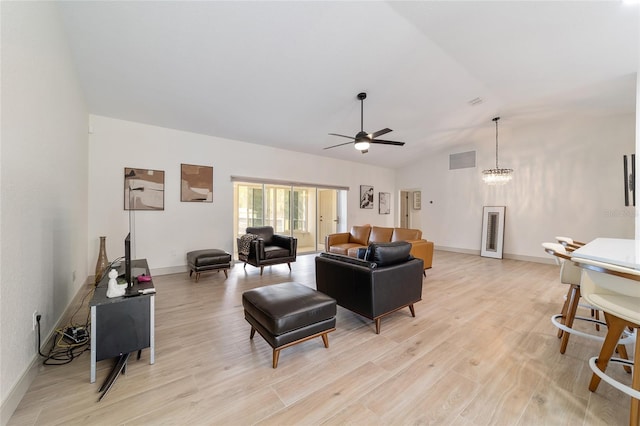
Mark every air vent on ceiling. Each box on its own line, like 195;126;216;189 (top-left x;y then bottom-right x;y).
449;151;476;170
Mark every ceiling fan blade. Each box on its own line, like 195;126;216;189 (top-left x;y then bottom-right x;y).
370;128;392;139
370;139;405;146
323;141;354;150
328;133;355;140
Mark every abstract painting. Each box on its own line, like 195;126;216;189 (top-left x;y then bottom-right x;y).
124;167;165;210
181;164;213;202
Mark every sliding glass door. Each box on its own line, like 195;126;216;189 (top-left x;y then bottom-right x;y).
234;181;341;256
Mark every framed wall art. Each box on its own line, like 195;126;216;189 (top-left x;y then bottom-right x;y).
181;163;213;202
623;154;635;207
413;191;421;210
124;167;165;211
480;206;505;259
360;185;374;209
379;192;390;214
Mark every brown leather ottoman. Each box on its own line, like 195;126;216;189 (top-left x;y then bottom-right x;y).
242;282;336;368
187;249;231;282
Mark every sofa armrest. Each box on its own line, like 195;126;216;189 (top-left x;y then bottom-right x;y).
409;240;434;269
249;238;266;260
272;234;296;253
325;232;351;252
370;259;423;317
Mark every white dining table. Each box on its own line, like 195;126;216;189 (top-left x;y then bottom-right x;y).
571;237;640;271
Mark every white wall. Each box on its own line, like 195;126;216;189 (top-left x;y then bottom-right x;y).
0;2;88;421
87;115;397;274
397;113;636;261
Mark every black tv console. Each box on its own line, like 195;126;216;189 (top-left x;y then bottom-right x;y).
89;258;155;401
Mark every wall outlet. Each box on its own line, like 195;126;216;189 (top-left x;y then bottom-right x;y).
32;310;39;330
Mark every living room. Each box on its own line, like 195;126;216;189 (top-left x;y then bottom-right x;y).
2;1;639;424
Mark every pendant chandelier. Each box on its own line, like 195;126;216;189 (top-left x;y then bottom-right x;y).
482;116;513;185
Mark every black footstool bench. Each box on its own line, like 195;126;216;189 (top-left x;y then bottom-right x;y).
187;249;231;282
242;282;336;368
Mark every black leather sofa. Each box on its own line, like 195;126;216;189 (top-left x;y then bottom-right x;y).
315;241;424;334
237;226;297;275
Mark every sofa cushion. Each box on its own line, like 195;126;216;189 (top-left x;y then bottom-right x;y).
349;225;371;246
391;228;422;242
329;243;365;256
365;241;412;267
370;226;394;243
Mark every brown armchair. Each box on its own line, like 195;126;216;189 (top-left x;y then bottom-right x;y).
237;226;297;275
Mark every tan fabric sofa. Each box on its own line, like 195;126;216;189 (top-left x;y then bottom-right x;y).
325;225;434;271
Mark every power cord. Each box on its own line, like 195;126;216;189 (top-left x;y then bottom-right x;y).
37;315;90;365
36;285;95;365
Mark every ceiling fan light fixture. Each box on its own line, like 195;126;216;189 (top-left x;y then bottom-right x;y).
354;140;370;151
482;116;513;185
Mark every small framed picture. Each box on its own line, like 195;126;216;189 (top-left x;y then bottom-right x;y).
360;185;374;209
124;167;165;210
413;191;421;210
379;192;390;214
181;164;213;202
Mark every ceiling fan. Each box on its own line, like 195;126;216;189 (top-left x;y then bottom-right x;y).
325;92;405;154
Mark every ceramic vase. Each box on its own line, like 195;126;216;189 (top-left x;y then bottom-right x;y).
94;236;109;284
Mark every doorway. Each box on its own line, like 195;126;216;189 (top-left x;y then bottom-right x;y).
318;189;338;251
400;190;410;228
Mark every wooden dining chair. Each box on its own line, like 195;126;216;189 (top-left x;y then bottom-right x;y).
574;257;640;426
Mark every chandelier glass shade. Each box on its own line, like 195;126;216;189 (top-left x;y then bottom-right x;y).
482;116;513;185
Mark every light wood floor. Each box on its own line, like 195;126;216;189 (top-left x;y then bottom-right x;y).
8;250;636;425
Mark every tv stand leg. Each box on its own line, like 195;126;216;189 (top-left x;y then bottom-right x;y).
98;353;130;402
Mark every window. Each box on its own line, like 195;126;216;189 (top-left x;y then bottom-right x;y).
233;179;345;255
236;184;263;235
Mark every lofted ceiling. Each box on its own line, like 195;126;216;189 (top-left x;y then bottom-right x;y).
57;1;639;168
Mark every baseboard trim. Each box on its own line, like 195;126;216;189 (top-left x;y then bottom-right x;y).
0;357;40;426
435;246;555;265
435;246;479;256
1;279;92;426
150;265;188;276
504;253;556;264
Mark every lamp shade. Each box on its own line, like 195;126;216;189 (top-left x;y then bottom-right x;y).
354;140;370;151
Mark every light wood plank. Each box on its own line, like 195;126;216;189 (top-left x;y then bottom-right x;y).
8;251;636;425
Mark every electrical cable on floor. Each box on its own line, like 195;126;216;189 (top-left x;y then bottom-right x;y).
37;284;96;366
37;314;90;365
37;258;126;366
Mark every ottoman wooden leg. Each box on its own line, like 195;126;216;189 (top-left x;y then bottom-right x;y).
321;333;329;348
195;272;201;283
189;270;193;277
273;349;280;368
250;327;256;339
223;269;228;279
